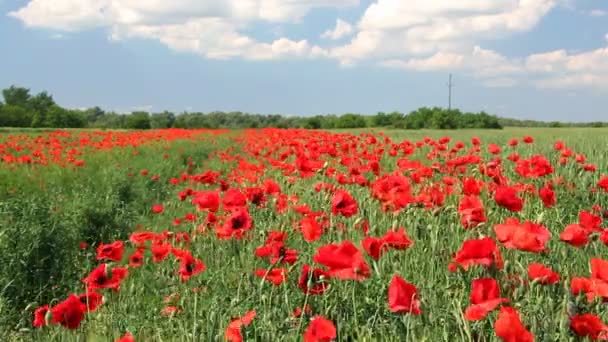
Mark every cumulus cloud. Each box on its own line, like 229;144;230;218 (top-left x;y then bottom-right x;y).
589;9;607;16
7;0;608;90
9;0;356;60
321;19;353;40
331;0;556;62
526;48;608;89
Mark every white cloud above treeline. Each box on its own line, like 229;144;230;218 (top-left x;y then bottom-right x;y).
8;0;608;90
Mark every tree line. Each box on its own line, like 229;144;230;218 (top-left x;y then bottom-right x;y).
0;85;604;130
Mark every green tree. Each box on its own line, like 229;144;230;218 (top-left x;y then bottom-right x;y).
0;105;33;127
150;111;176;128
44;105;69;127
2;86;31;108
84;106;105;125
29;91;55;116
125;111;151;129
335;113;367;128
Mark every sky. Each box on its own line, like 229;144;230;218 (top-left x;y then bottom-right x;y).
1;0;607;122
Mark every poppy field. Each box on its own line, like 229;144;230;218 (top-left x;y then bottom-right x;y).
2;127;608;341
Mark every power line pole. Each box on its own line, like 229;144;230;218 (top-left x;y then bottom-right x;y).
447;74;454;110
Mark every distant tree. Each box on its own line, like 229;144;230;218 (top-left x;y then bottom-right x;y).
44;105;69;127
2;86;31;108
150;111;176;128
29;91;55;115
335;113;367;128
372;112;390;127
0;105;33;127
302;116;322;129
125;111;151;129
84;106;105;125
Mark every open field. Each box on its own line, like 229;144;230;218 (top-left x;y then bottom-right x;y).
1;127;608;341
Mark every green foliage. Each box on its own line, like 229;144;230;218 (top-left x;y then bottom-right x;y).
150;111;176;129
395;107;502;129
0;105;33;127
0;138;222;334
125;111;151;129
2;86;31;108
0;85;606;130
334;113;367;128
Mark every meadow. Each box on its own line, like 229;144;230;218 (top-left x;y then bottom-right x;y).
1;127;608;341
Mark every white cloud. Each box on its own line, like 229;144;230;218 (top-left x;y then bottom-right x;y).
321;19;353;40
9;0;357;60
526;48;608;89
589;9;607;16
380;52;465;71
7;0;608;91
380;46;523;83
332;0;557;62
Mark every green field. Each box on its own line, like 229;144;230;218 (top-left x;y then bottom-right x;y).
1;127;608;341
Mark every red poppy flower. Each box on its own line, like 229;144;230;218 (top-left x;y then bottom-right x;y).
217;208;253;240
50;294;86;330
458;196;487;229
152;204;164;214
33;305;49;328
570;314;608;340
313;241;370;281
303;316;337;342
488;144;501;154
382;228;413;250
299;264;329;295
128;247;145;267
600;230;608;246
77;291;104;312
591;258;608;282
539;185;556;208
527;263;560;285
494;307;534;342
560;224;590;247
192;190;220;212
450;237;503;272
387;274;421;315
300;216;323;242
331;190;358;217
255;268;288;286
362;237;386;261
225;310;256;342
462;177;482;196
151;241;172;262
96;241;124;262
554;141;564;150
160;305;182;317
222;188;247;211
493;218;550;253
172;249;206;282
129;231;157;245
494;186;524;212
116;332;135;342
464;278;509;321
580;210;602;232
82;264;129;292
598;176;608;192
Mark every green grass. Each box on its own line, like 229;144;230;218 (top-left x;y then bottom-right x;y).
1;127;607;341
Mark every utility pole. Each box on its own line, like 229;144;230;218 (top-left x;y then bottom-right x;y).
447;74;454;111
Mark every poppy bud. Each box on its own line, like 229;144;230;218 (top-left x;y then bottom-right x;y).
44;309;53;326
104;264;113;280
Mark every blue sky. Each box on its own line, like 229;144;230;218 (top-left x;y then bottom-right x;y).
1;0;607;121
